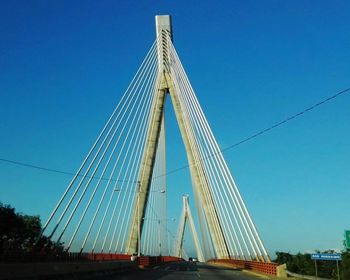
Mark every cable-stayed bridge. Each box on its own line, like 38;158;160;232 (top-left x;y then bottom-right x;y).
40;15;272;272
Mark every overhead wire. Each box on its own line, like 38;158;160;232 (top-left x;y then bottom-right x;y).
2;87;348;184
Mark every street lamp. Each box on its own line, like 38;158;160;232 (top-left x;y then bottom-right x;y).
158;219;161;256
137;187;166;257
158;189;166;256
167;218;176;256
137;181;141;257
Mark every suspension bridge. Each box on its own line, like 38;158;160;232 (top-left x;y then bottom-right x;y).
33;15;280;277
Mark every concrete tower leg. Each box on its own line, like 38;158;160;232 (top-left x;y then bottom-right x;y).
127;15;230;258
126;16;172;255
126;85;167;254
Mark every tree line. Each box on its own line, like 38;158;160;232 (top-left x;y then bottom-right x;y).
1;201;349;279
0;202;64;261
275;250;350;279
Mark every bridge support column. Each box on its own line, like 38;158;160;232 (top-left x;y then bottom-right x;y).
127;15;230;258
168;81;230;259
126;84;167;254
175;195;205;262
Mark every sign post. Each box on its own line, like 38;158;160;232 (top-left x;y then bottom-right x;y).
345;230;350;249
311;253;342;280
314;259;318;280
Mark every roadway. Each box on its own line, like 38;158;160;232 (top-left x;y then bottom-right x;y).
98;261;270;280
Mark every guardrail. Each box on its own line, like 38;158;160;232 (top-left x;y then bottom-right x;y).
138;256;183;267
0;252;131;263
1;252;183;264
208;259;278;275
1;252;183;265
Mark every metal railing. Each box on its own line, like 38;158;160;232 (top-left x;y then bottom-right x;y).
208;259;278;275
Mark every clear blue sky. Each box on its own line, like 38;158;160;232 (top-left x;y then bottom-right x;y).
1;0;349;257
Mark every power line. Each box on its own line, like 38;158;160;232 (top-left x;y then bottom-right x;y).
163;86;350;176
222;87;350;153
0;87;349;178
0;158;75;176
0;158;135;184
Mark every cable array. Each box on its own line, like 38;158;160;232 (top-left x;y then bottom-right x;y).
42;27;271;262
168;39;270;261
141;117;168;256
42;39;161;253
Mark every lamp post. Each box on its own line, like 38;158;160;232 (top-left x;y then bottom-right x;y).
137;181;141;257
137;187;166;256
158;189;166;256
167;218;176;256
158;219;161;256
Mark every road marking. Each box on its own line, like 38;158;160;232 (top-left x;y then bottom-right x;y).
164;266;170;270
153;266;160;270
196;272;201;277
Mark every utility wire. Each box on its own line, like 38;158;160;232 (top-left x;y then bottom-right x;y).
0;158;135;183
0;158;75;176
160;86;350;176
1;87;349;178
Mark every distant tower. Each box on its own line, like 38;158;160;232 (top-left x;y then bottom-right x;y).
175;195;205;262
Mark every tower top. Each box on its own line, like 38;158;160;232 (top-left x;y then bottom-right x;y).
155;15;173;41
155;15;173;72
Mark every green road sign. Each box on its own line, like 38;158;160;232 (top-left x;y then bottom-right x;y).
345;230;350;249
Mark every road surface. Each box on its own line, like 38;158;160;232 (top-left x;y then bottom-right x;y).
98;261;269;280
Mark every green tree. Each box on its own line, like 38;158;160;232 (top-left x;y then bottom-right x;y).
341;251;350;280
275;251;294;270
0;202;63;258
293;253;314;275
274;250;344;279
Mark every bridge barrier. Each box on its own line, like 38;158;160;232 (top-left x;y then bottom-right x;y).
86;253;131;261
1;251;182;264
208;259;279;276
0;252;132;263
138;256;183;268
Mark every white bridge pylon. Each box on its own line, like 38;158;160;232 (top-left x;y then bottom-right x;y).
175;195;205;262
42;15;270;262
